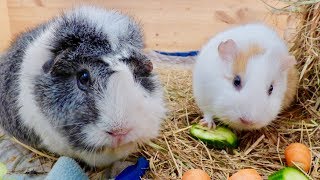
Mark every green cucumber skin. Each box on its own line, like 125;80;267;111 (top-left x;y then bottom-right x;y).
268;167;308;180
268;169;286;180
190;124;238;149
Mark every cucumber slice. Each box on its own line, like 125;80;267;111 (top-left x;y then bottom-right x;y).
268;167;308;180
0;162;7;178
190;124;238;149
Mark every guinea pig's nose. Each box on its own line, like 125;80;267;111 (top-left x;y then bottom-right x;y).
239;118;253;125
106;128;131;137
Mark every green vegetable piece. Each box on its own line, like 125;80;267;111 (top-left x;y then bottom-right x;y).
268;167;308;180
0;162;7;178
190;124;238;149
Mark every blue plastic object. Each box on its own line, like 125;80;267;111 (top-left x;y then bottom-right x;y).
154;50;199;57
115;157;149;180
45;156;89;180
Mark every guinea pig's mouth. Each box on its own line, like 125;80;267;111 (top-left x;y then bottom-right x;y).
239;118;254;125
224;118;263;130
236;121;265;130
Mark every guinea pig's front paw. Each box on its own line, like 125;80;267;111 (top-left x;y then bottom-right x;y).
199;117;216;129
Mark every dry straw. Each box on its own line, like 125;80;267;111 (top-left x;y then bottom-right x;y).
3;1;320;179
289;1;320;117
136;1;320;179
137;64;318;179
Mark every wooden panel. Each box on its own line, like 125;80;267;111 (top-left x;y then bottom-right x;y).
0;0;11;51
7;0;288;51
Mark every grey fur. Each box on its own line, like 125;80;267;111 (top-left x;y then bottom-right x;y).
0;23;51;147
0;6;162;165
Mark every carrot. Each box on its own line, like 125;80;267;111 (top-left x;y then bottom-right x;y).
284;143;311;172
182;169;210;180
228;168;262;180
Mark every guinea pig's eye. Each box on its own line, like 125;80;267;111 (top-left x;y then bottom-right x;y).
233;75;242;89
268;84;273;95
77;70;91;90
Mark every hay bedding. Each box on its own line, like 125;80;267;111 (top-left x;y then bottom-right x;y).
139;52;319;179
136;3;320;178
0;2;319;180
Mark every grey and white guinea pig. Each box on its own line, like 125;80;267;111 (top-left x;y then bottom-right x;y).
0;6;166;167
193;23;298;130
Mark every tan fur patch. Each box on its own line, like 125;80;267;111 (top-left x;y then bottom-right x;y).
233;45;264;75
282;67;299;110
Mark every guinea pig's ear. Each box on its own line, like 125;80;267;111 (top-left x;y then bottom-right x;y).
280;55;296;71
42;59;54;74
218;39;238;62
128;53;153;75
42;49;69;74
131;59;153;76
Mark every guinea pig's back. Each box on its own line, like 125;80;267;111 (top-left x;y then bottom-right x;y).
0;23;50;146
232;23;287;52
203;23;288;56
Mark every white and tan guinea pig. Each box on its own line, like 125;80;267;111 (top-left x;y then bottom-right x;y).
193;23;298;130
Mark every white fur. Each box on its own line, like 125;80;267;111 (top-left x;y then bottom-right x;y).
79;59;165;166
102;48;131;66
18;7;166;167
75;142;137;167
18;22;75;155
193;23;290;130
83;58;165;150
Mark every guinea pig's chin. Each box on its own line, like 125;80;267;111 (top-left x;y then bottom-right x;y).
93;141;137;154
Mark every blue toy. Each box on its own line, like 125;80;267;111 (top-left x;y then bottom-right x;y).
115;157;149;180
43;156;149;180
45;156;89;180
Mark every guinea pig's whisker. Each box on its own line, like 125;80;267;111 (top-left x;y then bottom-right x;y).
92;86;105;98
53;122;85;128
92;147;97;168
69;132;87;144
84;144;92;153
220;117;229;124
234;107;242;117
85;143;97;156
97;146;103;153
65;126;84;134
